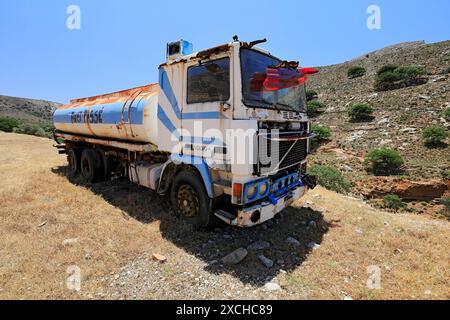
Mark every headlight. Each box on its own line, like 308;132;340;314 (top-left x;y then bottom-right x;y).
247;185;257;199
259;181;268;195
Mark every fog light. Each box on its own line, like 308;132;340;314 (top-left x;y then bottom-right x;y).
247;185;257;199
259;181;268;195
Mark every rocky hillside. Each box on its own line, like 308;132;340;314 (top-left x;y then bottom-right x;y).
307;40;449;181
0;95;61;125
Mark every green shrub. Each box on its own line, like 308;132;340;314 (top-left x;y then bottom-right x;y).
395;65;427;80
364;148;404;175
440;198;450;210
307;100;326;116
311;125;331;141
377;64;399;75
444;107;450;121
375;64;427;91
0;117;21;132
307;165;351;194
310;125;331;149
347;66;366;79
439;198;450;219
13;123;48;138
348;103;374;122
422;127;448;146
446;66;450;74
383;194;406;210
306;90;318;102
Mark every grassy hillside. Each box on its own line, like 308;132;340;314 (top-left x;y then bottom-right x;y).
0;95;61;138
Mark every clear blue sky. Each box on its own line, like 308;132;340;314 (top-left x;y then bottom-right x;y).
0;0;449;103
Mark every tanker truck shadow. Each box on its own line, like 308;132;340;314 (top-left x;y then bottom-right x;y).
52;166;330;285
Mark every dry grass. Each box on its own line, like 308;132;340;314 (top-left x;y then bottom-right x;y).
0;132;449;300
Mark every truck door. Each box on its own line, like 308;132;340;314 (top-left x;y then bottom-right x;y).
180;54;233;161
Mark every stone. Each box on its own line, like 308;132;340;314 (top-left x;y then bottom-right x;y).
62;238;78;246
264;282;282;292
221;248;248;265
152;253;167;263
287;237;301;247
247;240;271;251
354;177;447;201
377;118;389;126
307;242;321;250
258;255;274;268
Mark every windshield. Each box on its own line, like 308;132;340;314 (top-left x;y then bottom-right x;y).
240;48;307;113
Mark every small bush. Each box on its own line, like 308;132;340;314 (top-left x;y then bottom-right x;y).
347;66;366;79
306;90;318;102
439;198;450;219
383;194;406;211
422;127;448;146
440;198;450;210
307;100;326;116
307;165;351;194
377;64;399;75
446;66;450;74
444;107;450;121
364;148;404;175
13;123;48;138
311;125;331;149
311;125;332;141
0;117;21;132
375;64;427;91
348;103;374;122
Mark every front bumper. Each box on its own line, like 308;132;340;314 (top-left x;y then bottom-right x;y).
216;184;308;227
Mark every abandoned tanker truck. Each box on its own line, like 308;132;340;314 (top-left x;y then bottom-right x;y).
53;38;317;229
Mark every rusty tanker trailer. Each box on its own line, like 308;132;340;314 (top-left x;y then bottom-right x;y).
53;84;160;145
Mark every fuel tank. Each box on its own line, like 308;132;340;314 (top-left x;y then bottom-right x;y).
53;84;159;145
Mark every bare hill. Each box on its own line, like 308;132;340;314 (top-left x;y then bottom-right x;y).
0;95;61;124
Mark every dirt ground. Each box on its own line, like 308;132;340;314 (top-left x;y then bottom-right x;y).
0;132;448;300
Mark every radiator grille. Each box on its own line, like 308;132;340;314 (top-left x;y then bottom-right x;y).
258;133;308;174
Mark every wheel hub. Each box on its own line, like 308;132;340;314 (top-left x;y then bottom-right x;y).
177;185;200;218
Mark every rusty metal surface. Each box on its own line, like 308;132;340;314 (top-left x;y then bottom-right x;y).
55;132;157;153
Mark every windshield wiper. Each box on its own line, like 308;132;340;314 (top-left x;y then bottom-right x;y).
274;102;295;110
245;98;277;109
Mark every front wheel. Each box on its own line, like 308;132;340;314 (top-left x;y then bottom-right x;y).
170;170;217;230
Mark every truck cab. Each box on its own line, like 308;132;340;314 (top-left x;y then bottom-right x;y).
156;38;316;227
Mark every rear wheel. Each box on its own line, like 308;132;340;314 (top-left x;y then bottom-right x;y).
170;170;217;230
67;148;81;175
80;149;102;183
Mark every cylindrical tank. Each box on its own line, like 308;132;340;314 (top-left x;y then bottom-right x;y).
53;84;159;145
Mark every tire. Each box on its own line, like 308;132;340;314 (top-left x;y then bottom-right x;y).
67;148;81;175
96;149;112;181
80;149;102;183
170;170;217;230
